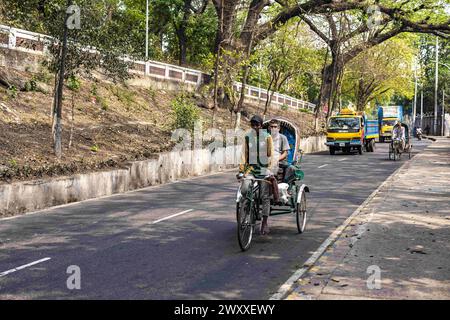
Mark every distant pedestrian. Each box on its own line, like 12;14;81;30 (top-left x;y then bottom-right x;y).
424;124;431;135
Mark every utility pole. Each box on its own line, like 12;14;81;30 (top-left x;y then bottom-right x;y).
420;89;423;128
413;60;418;129
434;37;439;135
145;0;149;60
443;88;446;136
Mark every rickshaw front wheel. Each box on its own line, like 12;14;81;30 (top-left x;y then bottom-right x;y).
296;190;307;234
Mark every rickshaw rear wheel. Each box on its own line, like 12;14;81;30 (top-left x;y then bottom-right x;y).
296;190;307;234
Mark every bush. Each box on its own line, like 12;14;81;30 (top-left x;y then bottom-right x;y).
171;94;201;132
24;80;37;92
99;97;109;111
67;76;81;92
299;108;312;114
90;83;99;98
281;104;289;111
34;69;53;84
110;85;135;104
147;86;156;100
7;86;18;98
8;159;18;168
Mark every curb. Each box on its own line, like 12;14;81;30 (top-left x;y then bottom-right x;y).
0;167;238;222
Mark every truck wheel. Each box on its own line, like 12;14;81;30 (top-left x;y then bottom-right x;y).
370;140;376;152
380;137;384;143
358;146;363;155
329;147;335;155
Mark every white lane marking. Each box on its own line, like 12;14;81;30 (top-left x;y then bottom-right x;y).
338;158;347;162
270;158;411;300
318;164;328;169
0;257;51;277
150;209;194;225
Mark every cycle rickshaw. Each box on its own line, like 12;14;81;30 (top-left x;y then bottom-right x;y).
236;118;310;251
388;122;412;161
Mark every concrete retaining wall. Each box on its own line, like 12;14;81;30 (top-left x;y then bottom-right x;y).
0;135;326;217
300;135;327;153
0;48;42;72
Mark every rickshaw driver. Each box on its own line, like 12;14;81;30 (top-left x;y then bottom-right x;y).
237;115;274;235
393;121;406;151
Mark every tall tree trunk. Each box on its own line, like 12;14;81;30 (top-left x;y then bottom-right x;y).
212;46;220;128
177;28;188;65
68;91;75;149
212;0;267;115
316;53;343;127
264;76;276;117
51;72;59;137
177;0;191;66
234;30;255;130
54;0;71;158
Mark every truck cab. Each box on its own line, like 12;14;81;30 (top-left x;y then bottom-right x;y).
378;106;403;143
379;117;398;142
325;109;379;155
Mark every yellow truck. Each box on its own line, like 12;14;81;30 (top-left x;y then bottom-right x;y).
325;109;379;155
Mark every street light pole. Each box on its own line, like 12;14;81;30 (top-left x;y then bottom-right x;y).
443;88;446;136
420;89;423;128
145;0;149;60
413;60;418;128
434;37;439;135
429;59;449;135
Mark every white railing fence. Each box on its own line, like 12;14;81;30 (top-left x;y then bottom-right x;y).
0;24;316;112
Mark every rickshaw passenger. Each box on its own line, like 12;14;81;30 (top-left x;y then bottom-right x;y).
268;119;290;181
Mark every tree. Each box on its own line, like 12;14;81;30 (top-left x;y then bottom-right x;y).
274;2;450;128
253;19;322;117
342;36;416;111
2;0;136;157
210;0;450;129
149;0;216;66
418;34;450;114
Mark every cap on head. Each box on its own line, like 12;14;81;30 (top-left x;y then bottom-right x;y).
250;115;263;125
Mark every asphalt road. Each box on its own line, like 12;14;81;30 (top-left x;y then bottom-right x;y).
0;139;431;299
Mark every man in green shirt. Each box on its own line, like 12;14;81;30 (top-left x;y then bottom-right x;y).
238;115;274;235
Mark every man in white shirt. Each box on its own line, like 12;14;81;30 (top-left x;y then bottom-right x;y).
392;121;406;151
268;119;290;181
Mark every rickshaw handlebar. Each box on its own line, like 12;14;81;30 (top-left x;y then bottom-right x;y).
236;173;272;183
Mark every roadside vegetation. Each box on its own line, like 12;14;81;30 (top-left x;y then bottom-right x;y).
0;0;449;182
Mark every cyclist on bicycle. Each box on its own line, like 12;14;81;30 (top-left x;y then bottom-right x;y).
238;115;274;235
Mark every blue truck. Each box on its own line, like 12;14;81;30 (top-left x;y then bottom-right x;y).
377;106;403;143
